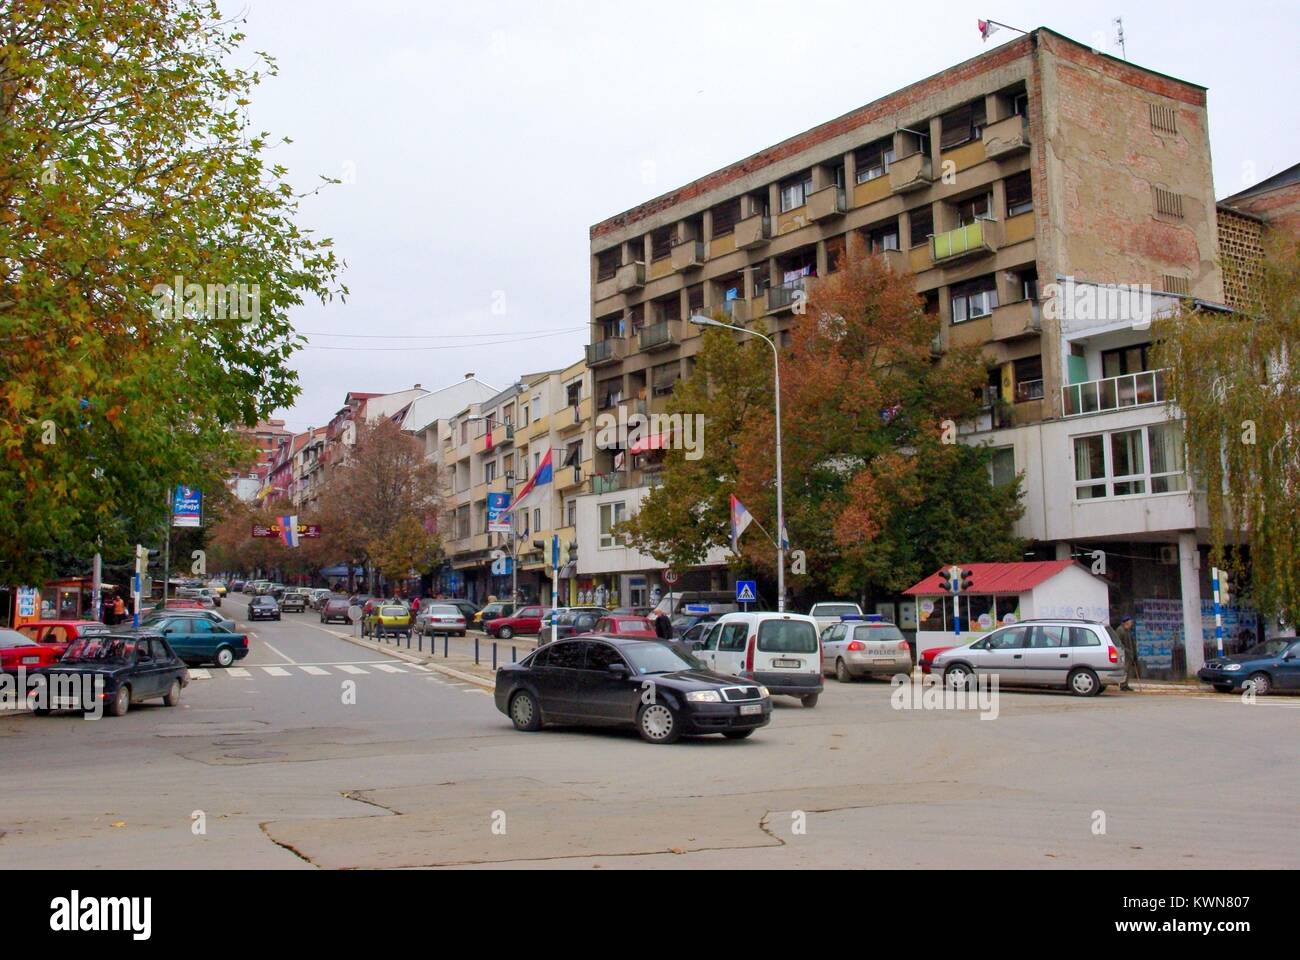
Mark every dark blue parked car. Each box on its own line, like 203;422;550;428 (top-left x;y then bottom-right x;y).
1197;638;1300;695
30;631;188;717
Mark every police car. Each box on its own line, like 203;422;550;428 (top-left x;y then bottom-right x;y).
820;614;912;682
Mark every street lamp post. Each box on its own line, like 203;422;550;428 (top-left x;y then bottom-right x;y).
689;314;786;612
504;470;519;604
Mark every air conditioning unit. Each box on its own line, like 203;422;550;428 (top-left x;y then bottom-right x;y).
1157;545;1179;565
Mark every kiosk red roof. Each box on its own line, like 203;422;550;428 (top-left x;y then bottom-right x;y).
903;560;1077;595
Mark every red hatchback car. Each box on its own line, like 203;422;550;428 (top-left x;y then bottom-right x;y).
16;620;111;650
485;605;551;639
1;628;64;672
593;615;658;639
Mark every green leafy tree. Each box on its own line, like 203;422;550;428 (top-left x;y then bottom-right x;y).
369;514;441;591
1152;237;1300;623
0;0;345;585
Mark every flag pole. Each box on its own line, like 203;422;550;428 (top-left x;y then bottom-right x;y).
981;19;1028;35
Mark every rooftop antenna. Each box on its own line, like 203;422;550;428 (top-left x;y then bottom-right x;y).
1113;17;1127;60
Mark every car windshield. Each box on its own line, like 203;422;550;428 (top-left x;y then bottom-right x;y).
814;604;860;617
0;629;39;648
620;640;699;674
429;605;459;615
757;619;818;653
252;597;275;605
380;606;406;617
63;637;138;662
1241;639;1293;658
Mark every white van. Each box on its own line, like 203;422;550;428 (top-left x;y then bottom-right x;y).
694;611;823;707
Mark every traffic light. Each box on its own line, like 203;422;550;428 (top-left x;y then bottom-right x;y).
1217;568;1231;604
566;539;578;565
937;571;952;592
960;568;974;592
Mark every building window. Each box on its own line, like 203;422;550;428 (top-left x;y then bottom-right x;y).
711;198;741;237
779;174;812;212
990;446;1016;486
596;247;620;281
485;461;497;483
599;501;627;549
954;192;992;226
566;499;577;527
940;99;987;150
650;225;673;262
1073;424;1186;500
687;283;704;314
854;138;895;183
520;405;529;426
826;235;846;273
1005;172;1033;217
1013;355;1043;402
565;379;582;406
951;276;999;323
533;507;542;533
1101;343;1153;378
866;221;900;252
909;205;933;247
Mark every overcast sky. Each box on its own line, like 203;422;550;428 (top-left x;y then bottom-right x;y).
231;0;1300;432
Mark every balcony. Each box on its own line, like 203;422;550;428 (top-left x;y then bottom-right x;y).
1061;369;1167;418
670;238;705;271
766;277;807;314
588;471;633;495
639;319;681;352
516;415;548;445
734;213;771;250
616;261;646;292
982;114;1030;160
720;297;753;324
557;395;592;434
990;298;1041;341
889;151;933;193
555;462;585;492
878;248;908;274
586;338;626;367
929;218;999;264
807;185;846;222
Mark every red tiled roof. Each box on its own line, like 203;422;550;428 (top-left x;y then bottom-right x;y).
903;560;1078;596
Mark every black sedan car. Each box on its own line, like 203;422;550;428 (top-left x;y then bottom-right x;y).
1198;637;1300;695
29;631;188;718
248;595;281;621
494;636;772;743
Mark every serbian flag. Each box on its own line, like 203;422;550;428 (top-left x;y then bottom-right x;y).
978;19;999;41
279;515;300;548
505;448;553;514
730;495;753;552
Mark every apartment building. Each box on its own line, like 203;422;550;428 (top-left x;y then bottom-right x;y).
1216;161;1300;311
586;27;1243;674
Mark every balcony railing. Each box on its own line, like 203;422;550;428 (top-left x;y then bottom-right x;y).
721;297;752;323
616;261;646;292
982;113;1030;159
589;472;631;495
586;338;626;366
734;213;771;249
639;319;681;352
807;185;847;221
1061;369;1167;418
670;238;705;270
930;218;997;263
889;151;933;193
767;276;807;313
1014;379;1045;402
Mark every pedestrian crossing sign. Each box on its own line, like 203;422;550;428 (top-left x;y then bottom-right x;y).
736;580;757;603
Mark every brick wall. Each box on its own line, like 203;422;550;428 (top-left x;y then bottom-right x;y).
1216;207;1265;312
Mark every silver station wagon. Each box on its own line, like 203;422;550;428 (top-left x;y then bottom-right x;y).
931;619;1126;696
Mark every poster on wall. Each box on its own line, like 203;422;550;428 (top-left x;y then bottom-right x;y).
487;492;512;533
172;485;202;528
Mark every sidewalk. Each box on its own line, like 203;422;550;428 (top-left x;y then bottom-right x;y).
325;626;536;687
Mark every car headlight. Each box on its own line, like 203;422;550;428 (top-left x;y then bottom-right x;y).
686;690;721;703
1224;663;1243;672
759;686;770;698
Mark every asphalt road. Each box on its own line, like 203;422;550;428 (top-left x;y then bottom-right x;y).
1;607;1296;869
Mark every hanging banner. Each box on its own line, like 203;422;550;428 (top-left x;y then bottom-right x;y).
172;485;202;528
487;491;512;533
252;521;321;539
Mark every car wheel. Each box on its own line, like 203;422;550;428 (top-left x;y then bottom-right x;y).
835;659;854;683
801;693;820;708
508;690;542;731
637;702;682;744
1068;667;1101;697
215;647;235;668
108;685;130;717
944;664;973;689
164;680;182;707
498;626;514;640
722;728;755;740
1246;672;1272;696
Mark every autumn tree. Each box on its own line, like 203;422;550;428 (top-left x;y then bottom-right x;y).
1152;236;1300;625
0;0;345;585
312;420;444;593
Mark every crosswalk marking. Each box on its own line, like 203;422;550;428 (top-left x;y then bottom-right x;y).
371;663;407;674
227;668;251;677
261;666;291;677
188;669;210;680
335;664;369;675
299;665;330;676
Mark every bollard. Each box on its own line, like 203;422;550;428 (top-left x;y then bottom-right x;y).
492;642;497;670
512;645;517;663
474;637;480;665
444;635;448;658
418;632;423;653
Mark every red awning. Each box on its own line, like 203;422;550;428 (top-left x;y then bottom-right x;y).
628;432;670;456
902;560;1079;595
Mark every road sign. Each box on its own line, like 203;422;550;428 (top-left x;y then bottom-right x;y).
663;569;679;585
736;580;757;604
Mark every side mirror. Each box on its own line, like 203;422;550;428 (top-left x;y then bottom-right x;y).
607;661;629;676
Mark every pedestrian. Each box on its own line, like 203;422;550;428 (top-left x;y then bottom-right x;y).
654;610;673;640
1116;615;1138;690
410;596;420;614
112;594;126;625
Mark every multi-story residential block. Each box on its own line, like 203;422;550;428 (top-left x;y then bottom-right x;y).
585;27;1251;675
1216;161;1300;311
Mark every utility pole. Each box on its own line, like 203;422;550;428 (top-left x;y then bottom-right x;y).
162;485;171;606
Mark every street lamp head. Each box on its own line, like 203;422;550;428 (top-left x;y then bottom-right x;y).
689;313;723;328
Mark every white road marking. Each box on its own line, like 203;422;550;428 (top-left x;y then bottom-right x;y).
408;663;432;672
371;663;407;673
336;664;369;675
259;641;298;665
298;665;330;676
188;669;211;680
261;666;292;677
226;668;251;677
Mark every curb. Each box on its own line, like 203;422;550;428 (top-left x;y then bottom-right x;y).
324;626;496;689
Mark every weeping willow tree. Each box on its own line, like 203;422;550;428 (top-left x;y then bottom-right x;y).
1152;237;1300;625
